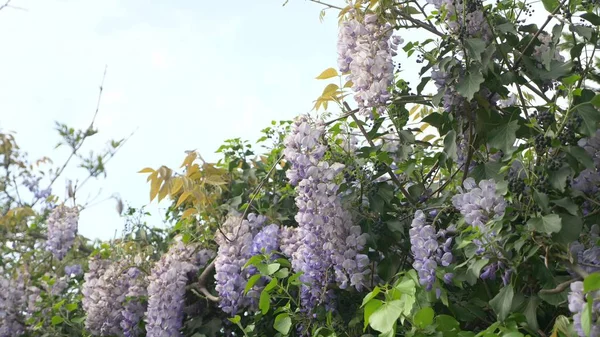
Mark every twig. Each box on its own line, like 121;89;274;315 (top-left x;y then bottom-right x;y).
197;261;219;302
0;0;11;11
513;0;566;69
538;278;579;295
343;102;416;205
308;0;343;10
32;66;108;207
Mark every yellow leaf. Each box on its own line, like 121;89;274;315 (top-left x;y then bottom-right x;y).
422;134;436;142
180;152;197;168
138;167;154;174
170;177;184;195
181;208;197;219
323;100;329;110
316;68;339;80
205;174;227;185
343;80;353;88
176;191;191;208
338;5;351;17
322;83;339;97
150;177;162;201
158;181;170;202
369;0;379;8
409;105;420;116
419;123;430;132
147;171;157;183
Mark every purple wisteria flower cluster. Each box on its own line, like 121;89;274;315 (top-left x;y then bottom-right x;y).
146;239;214;337
532;32;565;66
570;225;600;275
46;204;79;260
427;0;491;41
214;213;264;315
283;116;370;311
82;258;130;336
23;176;52;200
121;266;148;337
452;178;508;280
337;12;403;117
65;264;83;276
568;281;600;337
572;130;600;197
0;269;26;337
409;210;454;292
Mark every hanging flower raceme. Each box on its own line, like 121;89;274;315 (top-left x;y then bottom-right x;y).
568;281;600;337
570;225;600;275
121;266;147;337
46;204;79;260
284;116;371;312
452;178;508;280
409;210;454;292
0;269;26;337
214;213;264;315
82;258;130;336
427;0;491;41
145;239;214;337
337;12;402;117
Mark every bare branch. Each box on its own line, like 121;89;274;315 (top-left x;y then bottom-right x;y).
197;261;219;302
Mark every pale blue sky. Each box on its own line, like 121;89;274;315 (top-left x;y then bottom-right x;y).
0;0;351;240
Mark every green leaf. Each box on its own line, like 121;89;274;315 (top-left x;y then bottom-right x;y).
395;276;417;295
229;315;241;324
436;315;460;332
274;313;292;335
364;299;383;330
465;38;486;62
51;316;64;326
591;94;600;108
369;300;404;333
489;285;514;321
470;162;504;181
244;274;262;295
533;190;550;213
362;286;381;307
549;167;571;192
581;13;600;25
264;278;278;292
572;24;593;40
523;296;540;331
413;307;435;329
582;300;593;337
565;145;595;169
527;214;562;234
273;267;289;279
443;130;458;162
467;259;490;285
576;104;600;136
488;120;519;153
53;299;66;310
456;69;484;100
551;198;578;216
584;273;600;293
65;303;78;312
542;0;560;12
259;290;270;315
71;316;85;324
552;213;582;244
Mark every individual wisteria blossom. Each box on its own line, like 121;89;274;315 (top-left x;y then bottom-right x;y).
568;281;600;337
46;204;79;260
0;269;26;337
409;210;454;291
284;116;370;311
65;264;83;276
146;239;214;337
572;130;600;196
214;213;263;315
337;13;402;117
